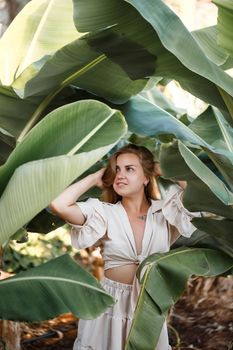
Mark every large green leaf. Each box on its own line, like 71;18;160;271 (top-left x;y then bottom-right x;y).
0;0;81;86
154;112;233;178
172;229;233;258
125;248;233;349
72;0;232;111
124;95;233;190
84;26;227;113
0;100;127;243
14;34;147;103
178;142;233;205
122;95;207;146
0;88;38;138
122;93;233;198
2;0;231;144
0;146;114;245
191;218;233;257
192;26;230;67
213;0;233;57
205;147;233;191
0;129;16;166
184;180;233;219
10;0;232;119
212;107;233;152
139;88;185;117
159;144;233;219
125;0;233;95
25;208;65;234
0;99;126;195
192;25;233;71
0;254;115;321
188;107;227;149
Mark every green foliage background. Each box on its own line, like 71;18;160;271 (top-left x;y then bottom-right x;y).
0;1;232;348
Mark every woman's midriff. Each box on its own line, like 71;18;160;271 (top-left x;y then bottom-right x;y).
104;263;138;285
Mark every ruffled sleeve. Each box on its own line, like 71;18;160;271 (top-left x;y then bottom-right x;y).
162;185;200;238
68;198;107;249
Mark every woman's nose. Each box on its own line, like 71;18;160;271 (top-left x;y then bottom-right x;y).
116;171;125;179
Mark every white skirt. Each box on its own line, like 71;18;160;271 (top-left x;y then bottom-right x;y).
73;277;171;350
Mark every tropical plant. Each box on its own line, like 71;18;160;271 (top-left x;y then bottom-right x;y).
0;0;232;349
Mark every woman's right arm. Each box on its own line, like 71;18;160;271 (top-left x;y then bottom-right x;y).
48;168;105;225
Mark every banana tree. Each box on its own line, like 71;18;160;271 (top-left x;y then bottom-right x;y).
0;0;233;349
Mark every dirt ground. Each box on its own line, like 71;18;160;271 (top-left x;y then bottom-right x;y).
19;275;233;350
168;276;233;350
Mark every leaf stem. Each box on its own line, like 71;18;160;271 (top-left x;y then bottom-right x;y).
17;54;106;143
125;264;154;349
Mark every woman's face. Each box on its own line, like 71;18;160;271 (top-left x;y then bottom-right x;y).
113;153;148;198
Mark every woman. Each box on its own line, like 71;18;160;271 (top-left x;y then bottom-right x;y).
49;144;199;350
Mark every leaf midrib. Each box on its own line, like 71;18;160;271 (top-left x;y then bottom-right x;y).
0;275;110;294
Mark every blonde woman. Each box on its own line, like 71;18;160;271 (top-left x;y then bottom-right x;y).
49;144;198;350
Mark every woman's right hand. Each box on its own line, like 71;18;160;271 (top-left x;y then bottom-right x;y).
92;168;106;189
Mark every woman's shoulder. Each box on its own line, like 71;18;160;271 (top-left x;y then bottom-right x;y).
102;200;121;210
84;197;120;210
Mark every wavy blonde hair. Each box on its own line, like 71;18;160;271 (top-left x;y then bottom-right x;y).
101;144;160;203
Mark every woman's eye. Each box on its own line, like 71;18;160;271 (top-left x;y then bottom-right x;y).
127;167;134;172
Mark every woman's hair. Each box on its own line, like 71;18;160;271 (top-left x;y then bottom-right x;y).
101;144;160;203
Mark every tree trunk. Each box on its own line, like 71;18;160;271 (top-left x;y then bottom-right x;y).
0;249;21;350
0;320;21;350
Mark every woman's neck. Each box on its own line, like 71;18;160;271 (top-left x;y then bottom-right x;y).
121;195;150;215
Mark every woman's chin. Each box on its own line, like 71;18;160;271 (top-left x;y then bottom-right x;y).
114;186;127;196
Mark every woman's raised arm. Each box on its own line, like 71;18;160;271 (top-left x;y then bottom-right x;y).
48;168;105;225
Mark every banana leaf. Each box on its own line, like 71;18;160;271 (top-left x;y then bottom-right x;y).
0;254;115;321
0;100;127;244
159;141;233;253
72;0;233;111
213;0;233;57
192;218;233;258
0;88;38;138
125;0;233;96
184;180;233;220
3;0;231;127
0;0;81;86
191;26;232;68
0;0;231;150
0;99;126;195
172;229;233;258
125;248;233;349
14;35;148;102
159;143;233;220
188;106;228;148
178;142;233;205
192;25;233;71
0;129;16;165
122;92;233;202
123;95;207;146
139;88;185;117
123;95;233;190
25;208;65;234
205;147;233;191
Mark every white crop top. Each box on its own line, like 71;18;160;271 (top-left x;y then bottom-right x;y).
69;186;200;271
